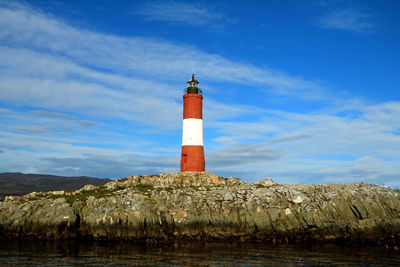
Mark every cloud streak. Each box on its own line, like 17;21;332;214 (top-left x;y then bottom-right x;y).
317;9;374;32
207;143;283;168
11;126;52;134
32;110;78;121
135;0;226;26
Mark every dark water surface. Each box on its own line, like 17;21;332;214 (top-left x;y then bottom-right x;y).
0;240;399;266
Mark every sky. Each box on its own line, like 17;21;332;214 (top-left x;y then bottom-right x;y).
0;0;400;186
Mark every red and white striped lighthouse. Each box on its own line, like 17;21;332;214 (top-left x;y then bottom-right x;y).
181;74;205;172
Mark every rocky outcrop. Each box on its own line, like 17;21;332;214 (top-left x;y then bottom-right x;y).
0;172;399;247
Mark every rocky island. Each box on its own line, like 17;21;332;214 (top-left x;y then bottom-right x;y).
1;172;399;247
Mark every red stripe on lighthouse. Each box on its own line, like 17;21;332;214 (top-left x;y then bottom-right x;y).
181;146;205;172
183;94;203;119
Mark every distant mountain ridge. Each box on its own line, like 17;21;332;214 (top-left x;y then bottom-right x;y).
0;172;111;200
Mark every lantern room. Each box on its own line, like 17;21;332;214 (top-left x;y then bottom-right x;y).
185;74;202;94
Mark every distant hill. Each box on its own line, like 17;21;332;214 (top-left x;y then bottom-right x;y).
0;172;111;200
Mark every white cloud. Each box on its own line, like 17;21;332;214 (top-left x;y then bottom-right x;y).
317;9;374;32
205;101;400;186
134;0;226;26
0;46;182;129
315;156;400;187
0;2;324;99
220;102;400;158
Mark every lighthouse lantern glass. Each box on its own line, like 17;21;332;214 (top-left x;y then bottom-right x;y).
188;81;198;88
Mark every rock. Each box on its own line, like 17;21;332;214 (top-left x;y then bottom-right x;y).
4;196;16;202
0;196;76;239
124;172;244;188
78;184;98;192
0;172;399;247
105;180;119;190
49;190;65;195
25;191;43;198
254;178;278;187
292;195;303;203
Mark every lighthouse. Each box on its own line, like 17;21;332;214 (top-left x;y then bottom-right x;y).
181;74;205;172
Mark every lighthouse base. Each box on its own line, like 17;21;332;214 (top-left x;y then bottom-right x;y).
181;145;205;172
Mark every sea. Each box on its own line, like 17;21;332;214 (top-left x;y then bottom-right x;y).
0;240;399;266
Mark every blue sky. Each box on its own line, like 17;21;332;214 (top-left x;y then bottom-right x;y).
0;0;400;186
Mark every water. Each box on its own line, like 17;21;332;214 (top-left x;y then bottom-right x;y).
0;240;399;266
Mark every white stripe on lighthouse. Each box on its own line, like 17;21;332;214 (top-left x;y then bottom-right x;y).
182;118;203;146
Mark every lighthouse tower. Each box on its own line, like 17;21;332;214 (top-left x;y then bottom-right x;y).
181;74;205;172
